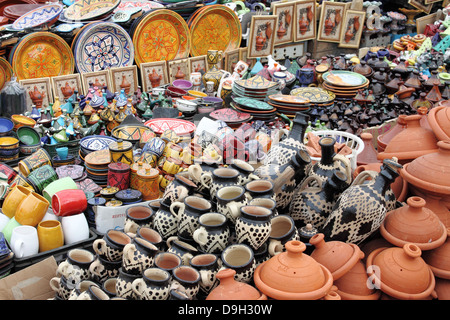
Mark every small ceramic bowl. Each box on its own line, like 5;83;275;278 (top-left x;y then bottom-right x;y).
172;79;193;91
175;99;198;114
166;86;187;98
0;147;19;157
188;90;207;98
0;137;19;149
17;126;41;146
19;143;41;156
0;118;14;136
11;115;36;131
202;96;223;108
152;86;166;96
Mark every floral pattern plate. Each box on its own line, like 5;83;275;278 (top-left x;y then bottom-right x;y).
73;21;134;73
55;164;85;180
322;70;368;87
64;0;120;21
132;9;190;64
234;75;279;91
12;3;63;30
232;97;274;110
80;135;117;153
0;57;13;91
188;5;241;57
290;87;336;104
144;118;196;136
209;108;251;123
12;32;74;80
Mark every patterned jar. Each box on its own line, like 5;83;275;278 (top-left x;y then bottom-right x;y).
107;162;131;191
136;167;160;201
108;139;134;165
130;162;151;190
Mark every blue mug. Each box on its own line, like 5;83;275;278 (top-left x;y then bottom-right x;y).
56;147;68;160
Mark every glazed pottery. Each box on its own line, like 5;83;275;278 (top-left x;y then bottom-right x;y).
124;205;154;234
50;275;73;300
202;50;224;91
42;176;78;203
37;220;64;253
309;233;364;280
193;212;230;254
206;268;267;300
15;191;49;226
153;199;179;240
57;248;95;285
380;196;447;250
170;196;211;241
60;213;90;245
321;158;402;244
131;267;171;300
154;252;182;274
89;255;122;283
18;148;52;177
162;174;197;205
235;205;272;251
116;267;141;300
202;168;239;202
171;265;201;299
366;243;437;300
122;237;159;275
267;215;300;256
228;159;260;186
166;237;199;265
220;243;256;283
76;285;110;300
108;139;134;165
93;229;132;262
68;280;101;300
51;189;87;217
215;185;248;224
135;167;159;201
130;162;151;190
2;217;21;243
189;254;221;296
10;225;38;258
254;240;334;300
244;180;275;201
136;226;164;250
107;162;131;190
2;185;32;219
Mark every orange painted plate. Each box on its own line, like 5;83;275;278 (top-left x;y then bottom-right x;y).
12;32;74;80
189;4;241;57
64;0;120;21
0;57;12;91
132;9;190;65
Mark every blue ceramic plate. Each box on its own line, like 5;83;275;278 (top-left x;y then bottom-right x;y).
0;118;13;136
72;21;134;73
12;3;63;30
80;135;117;153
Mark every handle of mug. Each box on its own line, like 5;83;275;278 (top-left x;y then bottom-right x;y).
169;202;184;220
248;173;260;181
89;258;104;276
123;243;137;265
56;260;70;277
49;277;61;292
200;173;212;189
188;164;202;182
268;239;283;256
166;235;178;249
193;227;208;246
92;239;106;256
13;239;24;259
199;269;214;288
131;278;144;297
226;202;242;220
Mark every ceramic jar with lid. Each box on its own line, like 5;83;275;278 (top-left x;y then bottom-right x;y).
115;189;142;205
109;139;134;166
135;167;160;201
130;162;151;190
107;162;131;191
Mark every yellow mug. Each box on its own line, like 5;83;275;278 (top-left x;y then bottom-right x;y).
165;143;183;160
15;192;50;227
37;220;64;252
162;157;182;175
2;185;32;218
159;174;174;190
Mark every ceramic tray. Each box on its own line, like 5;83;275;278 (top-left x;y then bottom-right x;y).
268;94;310;105
322;70;368;87
144;118;196;136
290;87;336;104
84;149;111;166
72;21;134;73
12;32;74;80
234;75;279;91
132;9;190;65
232;97;274;111
12;3;62;30
209;108;251;123
0;57;12;91
64;0;120;21
188;4;241;57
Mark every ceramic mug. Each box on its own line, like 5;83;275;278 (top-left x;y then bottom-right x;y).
102;277;118;298
37;220;64;253
61;213;90;245
154;252;182;274
268;214;300;256
18;148;52;177
0;213;10;233
166;236;199;265
220;243;256;283
190;72;202;90
161;174;197;205
93;229;132;262
189;253;221;295
164;143;183;160
248;198;278;217
170;265;201;299
26;164;58;194
89;255;122;283
51;189;87;217
235;205;272;251
15;191;50;227
202;168;240;202
57;248;96;285
216;185;248;224
136;227;164;250
124;205;154;234
2;217;21;243
68;280;100;300
162;156;182;175
244;180;275;201
229;159;260;186
76;285;110;300
50;275;73;300
122;237;159;275
116;267;141;300
193;212;230;254
153;199;179;240
1;185;32;219
10;225;39;258
42;177;78;204
131;267;171;300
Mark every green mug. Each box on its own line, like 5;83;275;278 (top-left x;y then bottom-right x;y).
3;217;21;243
27;164;58;194
42;176;78;204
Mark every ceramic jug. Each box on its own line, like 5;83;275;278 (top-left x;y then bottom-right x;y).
202;50;225;92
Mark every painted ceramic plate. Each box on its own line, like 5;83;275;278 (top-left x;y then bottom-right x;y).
144;118;196;136
111;125;152;142
80;135;117;152
0;57;13;91
290;87;336;104
209;108;251;122
235;75;279;91
114;0;164;12
64;0;120;21
189;5;241;57
84;149;111;166
132;9;190;64
12;3;63;30
73;21;134;73
12;32;74;80
322;71;368;87
268;94;310;105
233;97;274;111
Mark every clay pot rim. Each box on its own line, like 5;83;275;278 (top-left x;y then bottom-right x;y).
366;246;436;300
401;163;450;196
377;148;439;161
335;288;381;301
379;210;448;251
428;106;450;141
428;265;450;280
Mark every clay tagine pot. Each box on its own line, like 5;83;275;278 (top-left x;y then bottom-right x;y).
357;132;380;166
366;243;437;300
380;196;447;251
377;115;408;153
377;114;438;164
309;233;364;281
434;278;450;300
206;268;267;300
253;240;334;300
427;106;450;141
422;227;450;280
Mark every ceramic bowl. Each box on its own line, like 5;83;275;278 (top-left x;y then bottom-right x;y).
17;126;41;146
188;90;207;98
0;118;14;136
175;99;198;114
152;86;166;96
202;96;223;108
111;125;153;145
172;80;193;91
166;86;187;98
11;115;36;131
0;137;19;150
19;143;42;156
0;147;19;157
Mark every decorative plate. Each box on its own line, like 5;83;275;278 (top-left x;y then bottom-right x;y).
233;97;274;111
111;125;152;142
0;57;12;91
12;32;74;80
64;0;120;21
290;87;336;104
114;1;164;12
76;178;102;193
55;164;84;180
322;71;368;87
144;118;196;136
84;149;111;166
12;3;63;30
73;21;134;73
188;5;241;57
268;94;310;105
132;9;190;64
80;135;117;153
234;75;279;91
209;108;251;123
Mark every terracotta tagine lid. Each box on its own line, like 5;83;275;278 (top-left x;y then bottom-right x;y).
366;243;437;300
380;196;447;251
400;140;450;197
253;240;334;300
333;260;381;300
206;268;267;300
422;194;450;228
427;106;450;141
422;228;450;280
434;278;450;300
377;114;438;164
377;115;408;153
357;132;380;166
309;233;364;281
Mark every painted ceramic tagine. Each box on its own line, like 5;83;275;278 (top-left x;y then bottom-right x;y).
253;240;334;300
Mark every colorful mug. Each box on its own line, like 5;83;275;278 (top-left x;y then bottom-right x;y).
18;148;52;177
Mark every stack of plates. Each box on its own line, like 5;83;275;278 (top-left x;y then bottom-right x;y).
290;87;336;108
232;75;280;101
83;149;111;187
321;70;369;98
231;97;278;123
208;108;252;129
267;94;311;118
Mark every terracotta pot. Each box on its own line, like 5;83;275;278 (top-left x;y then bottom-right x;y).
422;194;450;228
309;233;364;281
359;236;393;264
422;227;450;279
377;114;438;164
377;115;408;153
206;268;267;300
357;132;379;166
428;106;450;141
366;243;437;300
253;240;334;300
380;196;447;251
334;260;381;300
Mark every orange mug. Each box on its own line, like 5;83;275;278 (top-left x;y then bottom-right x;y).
37;220;64;252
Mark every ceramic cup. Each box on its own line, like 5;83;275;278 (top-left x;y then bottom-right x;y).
164;143;183;160
248;198;278;217
190;72;202;91
235;205;272;251
89;255;122;283
10;225;39;258
68;280;100;300
203;168;240;202
93;229;132;262
244;180;275;201
57;248;96;285
76;285;110;300
162;174;197;205
122;237;159;275
136;227;164;250
216;185;248;224
15;191;50;227
1;185;32;219
166;236;199;265
51;189;87;217
2;217;21;243
56;147;68;160
116;267;141;300
131;267;171;300
189;253;221;295
229;159;260;186
26;164;58;194
61;213;90;245
124;205;154;234
102;277;118;298
37;220;64;253
50;275;73;300
268;215;300;256
171;265;201;299
42;176;78;204
193;212;230;254
18;148;52;177
154;252;182;274
220;243;256;283
153;199;178;240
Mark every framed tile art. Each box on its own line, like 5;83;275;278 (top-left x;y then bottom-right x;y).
109;65;139;96
168;58;190;83
339;10;366;48
224;48;241;73
140;61;169;92
188;55;208;75
317;1;347;43
271;1;295;45
408;0;433;14
51;73;83;101
247;15;278;59
80;70;112;95
19;77;53;112
294;0;317;42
